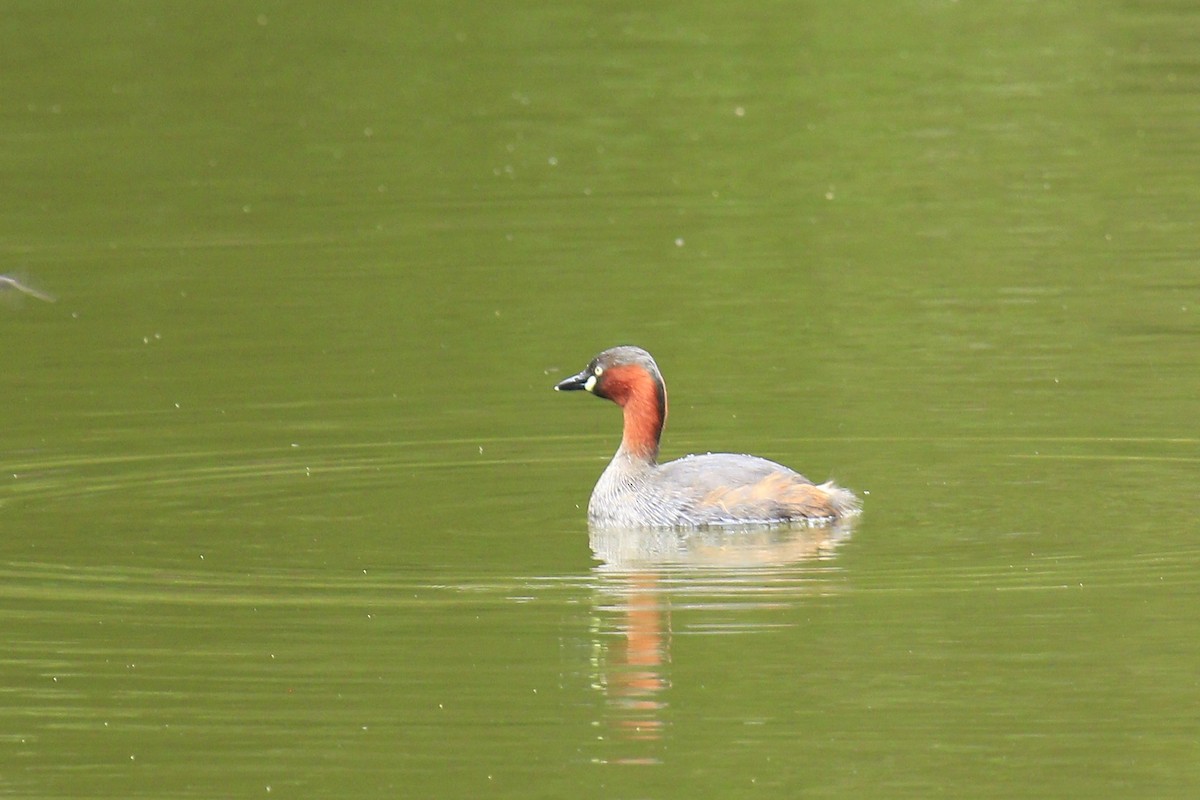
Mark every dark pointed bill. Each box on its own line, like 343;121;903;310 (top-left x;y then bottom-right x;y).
554;368;592;392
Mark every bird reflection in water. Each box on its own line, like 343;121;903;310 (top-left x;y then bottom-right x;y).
587;519;854;765
592;571;668;757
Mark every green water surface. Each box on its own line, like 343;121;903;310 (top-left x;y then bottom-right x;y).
2;2;1198;798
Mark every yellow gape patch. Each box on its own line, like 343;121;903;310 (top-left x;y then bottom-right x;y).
585;365;603;392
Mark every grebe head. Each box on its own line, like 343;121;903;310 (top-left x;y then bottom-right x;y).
554;346;663;403
554;346;668;459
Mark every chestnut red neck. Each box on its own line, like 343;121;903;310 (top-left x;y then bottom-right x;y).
600;364;667;462
553;346;669;463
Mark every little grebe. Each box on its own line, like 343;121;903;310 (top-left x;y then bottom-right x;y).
555;346;860;528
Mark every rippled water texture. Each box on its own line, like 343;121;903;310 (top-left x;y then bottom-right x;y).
2;2;1198;798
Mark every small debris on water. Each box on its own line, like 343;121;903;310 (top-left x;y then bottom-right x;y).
0;275;56;303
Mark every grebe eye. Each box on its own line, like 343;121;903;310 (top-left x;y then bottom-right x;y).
593;366;604;377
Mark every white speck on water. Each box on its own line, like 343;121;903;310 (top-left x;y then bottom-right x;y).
548;156;558;166
674;237;685;247
734;106;746;117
